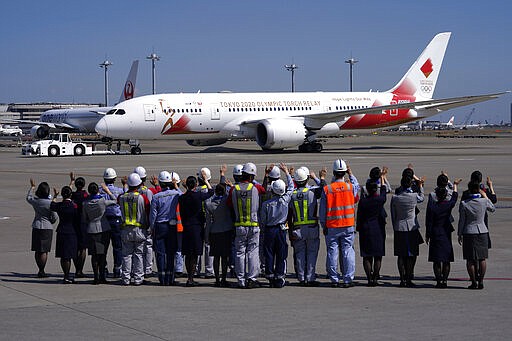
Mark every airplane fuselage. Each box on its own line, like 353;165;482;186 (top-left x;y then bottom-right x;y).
40;108;108;132
97;91;421;141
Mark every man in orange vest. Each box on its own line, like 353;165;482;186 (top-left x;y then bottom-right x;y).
320;159;360;288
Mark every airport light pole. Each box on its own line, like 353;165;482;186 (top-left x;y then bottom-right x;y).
285;63;298;92
146;52;160;95
99;60;113;106
345;57;358;92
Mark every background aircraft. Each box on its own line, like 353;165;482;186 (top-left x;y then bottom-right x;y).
0;124;23;136
9;60;138;139
95;33;506;154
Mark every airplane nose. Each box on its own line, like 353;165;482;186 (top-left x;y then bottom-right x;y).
95;118;109;136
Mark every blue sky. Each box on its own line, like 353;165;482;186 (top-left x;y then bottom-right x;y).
1;0;510;123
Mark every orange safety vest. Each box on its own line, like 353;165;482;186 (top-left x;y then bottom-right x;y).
176;203;183;233
324;181;355;228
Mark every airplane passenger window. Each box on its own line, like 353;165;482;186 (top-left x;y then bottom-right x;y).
115;109;126;115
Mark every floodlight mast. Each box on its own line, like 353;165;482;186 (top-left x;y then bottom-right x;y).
99;60;113;106
146;52;161;95
345;57;358;92
285;63;298;92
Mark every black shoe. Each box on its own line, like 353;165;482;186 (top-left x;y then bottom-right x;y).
274;278;285;288
205;274;215;279
478;282;484;290
399;280;406;287
406;281;416;288
246;279;260;289
331;282;339;288
342;282;354;288
93;279;100;285
468;283;478;289
37;271;48;278
99;278;108;284
435;282;443;289
220;279;230;287
307;280;320;287
74;272;85;278
62;278;74;284
185;280;198;287
214;280;221;287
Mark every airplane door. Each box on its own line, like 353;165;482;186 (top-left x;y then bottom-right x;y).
144;104;157;121
389;100;398;116
211;107;220;120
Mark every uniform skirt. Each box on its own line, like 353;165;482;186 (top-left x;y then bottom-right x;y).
31;229;53;253
55;232;78;259
359;224;386;257
209;230;233;257
88;231;111;256
182;224;203;257
394;230;424;257
428;233;454;262
463;233;489;260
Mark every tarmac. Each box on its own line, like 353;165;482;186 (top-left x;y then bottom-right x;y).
1;134;511;340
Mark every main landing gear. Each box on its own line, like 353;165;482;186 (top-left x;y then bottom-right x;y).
298;142;323;153
129;139;141;155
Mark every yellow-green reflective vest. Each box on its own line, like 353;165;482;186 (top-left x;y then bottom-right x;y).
291;188;317;226
233;183;258;227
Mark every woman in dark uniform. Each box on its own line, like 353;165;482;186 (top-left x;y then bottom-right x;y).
26;179;57;278
70;174;88;277
51;186;80;283
425;178;461;288
178;175;213;287
356;173;388;286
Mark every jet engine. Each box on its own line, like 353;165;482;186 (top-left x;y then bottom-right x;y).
30;125;50;139
186;138;228;147
255;119;306;150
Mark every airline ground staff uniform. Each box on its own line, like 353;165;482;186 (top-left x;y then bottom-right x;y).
119;173;149;285
134;166;154;277
260;166;293;288
319;159;360;287
228;162;266;288
149;171;181;285
100;168;125;278
289;168;324;286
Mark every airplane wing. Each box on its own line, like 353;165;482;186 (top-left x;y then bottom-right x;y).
0;119;75;129
297;92;508;122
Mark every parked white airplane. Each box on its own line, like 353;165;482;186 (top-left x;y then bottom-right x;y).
0;124;23;136
95;33;506;154
12;60;138;139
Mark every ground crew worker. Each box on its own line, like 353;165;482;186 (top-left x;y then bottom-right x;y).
134;166;154;277
289;167;325;286
170;172;185;277
260;163;293;288
320;159;360;288
228;164;244;277
119;173;150;285
227;162;266;288
99;168;125;278
150;171;181;285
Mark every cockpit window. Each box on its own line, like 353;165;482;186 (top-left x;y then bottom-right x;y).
106;109;117;115
115;109;126;115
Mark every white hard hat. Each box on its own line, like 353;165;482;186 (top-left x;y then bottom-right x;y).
133;166;147;178
298;166;310;176
198;167;212;181
158;171;172;183
103;167;117;179
333;159;348;172
170;171;181;183
295;168;309;182
271;179;286;196
242;162;257;176
233;164;243;176
127;173;142;187
268;166;280;179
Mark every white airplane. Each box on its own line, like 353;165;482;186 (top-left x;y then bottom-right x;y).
10;60;138;139
0;124;23;136
95;33;507;154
